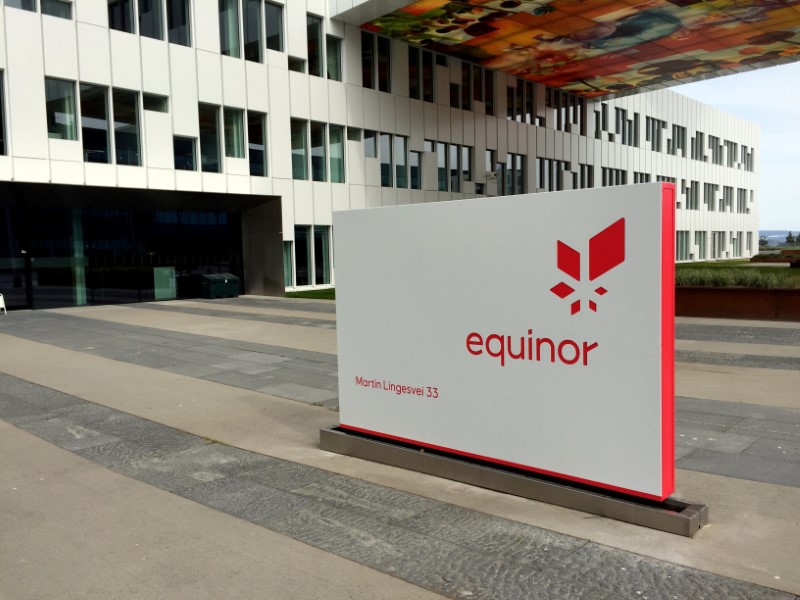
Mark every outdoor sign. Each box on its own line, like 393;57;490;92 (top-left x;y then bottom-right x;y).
333;183;675;500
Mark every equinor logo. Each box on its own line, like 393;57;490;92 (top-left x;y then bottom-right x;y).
550;218;626;315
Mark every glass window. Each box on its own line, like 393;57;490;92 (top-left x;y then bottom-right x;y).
484;70;494;116
461;62;471;110
167;0;191;46
247;111;267;176
461;146;471;182
347;127;361;142
314;226;330;285
409;151;421;190
5;0;36;11
394;136;407;189
290;119;307;180
380;132;392;187
377;36;391;93
143;94;168;112
42;0;71;18
329;124;344;183
310;121;326;182
139;0;164;40
515;153;524;194
223;107;244;158
264;1;283;52
361;31;374;89
408;46;420;100
243;0;261;62
449;144;460;193
173;136;196;170
326;36;342;81
45;78;78;141
80;84;109;163
421;50;434;103
472;65;482;102
307;15;322;77
0;73;6;156
437;142;447;192
219;0;240;58
288;57;305;73
505;154;513;195
294;225;311;286
363;130;376;158
108;0;134;33
283;241;293;287
112;89;140;165
198;103;220;172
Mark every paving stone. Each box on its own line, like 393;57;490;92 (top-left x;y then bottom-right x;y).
675;426;758;454
731;418;800;442
235;456;334;491
228;351;291;365
743;438;800;464
16;416;122;451
676;448;800;488
256;382;338;404
676;324;800;347
162;363;229;377
674;446;695;460
677;397;800;425
201;371;277;391
675;351;800;371
676;409;745;428
543;542;795;600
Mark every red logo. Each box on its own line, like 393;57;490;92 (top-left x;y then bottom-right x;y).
550;218;625;315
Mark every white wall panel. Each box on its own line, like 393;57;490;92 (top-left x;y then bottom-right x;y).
245;60;269;112
196;51;223;104
143;111;174;168
5;9;48;160
328;81;347;125
194;0;220;53
12;158;49;182
109;30;141;91
76;0;107;27
175;169;202;191
286;0;307;59
293;179;314;223
221;55;247;108
50;159;84;184
48;139;82;162
169;45;199;135
147;168;175;190
313;181;332;223
117;165;147;188
309;76;330;122
202;171;226;192
289;70;310;119
43;16;79;80
268;66;291;179
78;23;112;86
84;163;117;187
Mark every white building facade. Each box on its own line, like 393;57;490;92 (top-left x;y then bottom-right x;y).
0;0;759;308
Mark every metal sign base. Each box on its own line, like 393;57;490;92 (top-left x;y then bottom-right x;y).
320;427;708;538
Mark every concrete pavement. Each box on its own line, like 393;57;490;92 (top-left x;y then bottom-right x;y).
1;299;799;599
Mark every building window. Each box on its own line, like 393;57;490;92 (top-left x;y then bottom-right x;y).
223;107;244;158
112;89;140;165
80;84;110;163
326;36;342;81
294;225;311;286
363;130;377;158
198;103;220;172
167;0;191;46
394;136;407;189
139;0;164;40
310;121;326;182
484;70;494;116
143;93;168;112
329;124;344;183
264;1;283;51
45;78;78;141
347;127;361;141
408;47;420;99
247;111;267;176
461;146;472;182
283;241;293;287
242;0;262;62
379;133;392;187
109;0;135;33
288;57;305;73
173;136;196;170
449;144;460;192
676;231;690;261
290;119;307;180
0;72;6;156
219;0;240;58
362;33;391;92
5;0;36;11
42;0;71;18
505;153;524;195
421;49;434;102
436;142;447;191
361;31;374;90
410;151;421;190
695;231;707;260
307;15;322;77
314;226;331;285
461;62;471;111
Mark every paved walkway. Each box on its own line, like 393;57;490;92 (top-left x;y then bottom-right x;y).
1;299;798;599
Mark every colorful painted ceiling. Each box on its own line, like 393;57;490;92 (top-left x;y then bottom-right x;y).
360;0;800;98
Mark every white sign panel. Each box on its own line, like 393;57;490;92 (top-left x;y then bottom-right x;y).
334;183;675;500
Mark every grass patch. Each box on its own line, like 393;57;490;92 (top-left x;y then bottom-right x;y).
675;268;800;289
285;288;336;300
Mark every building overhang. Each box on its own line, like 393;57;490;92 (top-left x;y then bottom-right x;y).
333;0;800;98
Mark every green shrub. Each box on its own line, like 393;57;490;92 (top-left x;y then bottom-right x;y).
675;268;800;289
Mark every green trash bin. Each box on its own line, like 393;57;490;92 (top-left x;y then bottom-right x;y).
199;274;225;299
218;273;240;298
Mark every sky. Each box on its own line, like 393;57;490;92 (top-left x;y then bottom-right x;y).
676;61;800;231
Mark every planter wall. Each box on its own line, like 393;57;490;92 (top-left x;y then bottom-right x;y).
676;287;800;320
